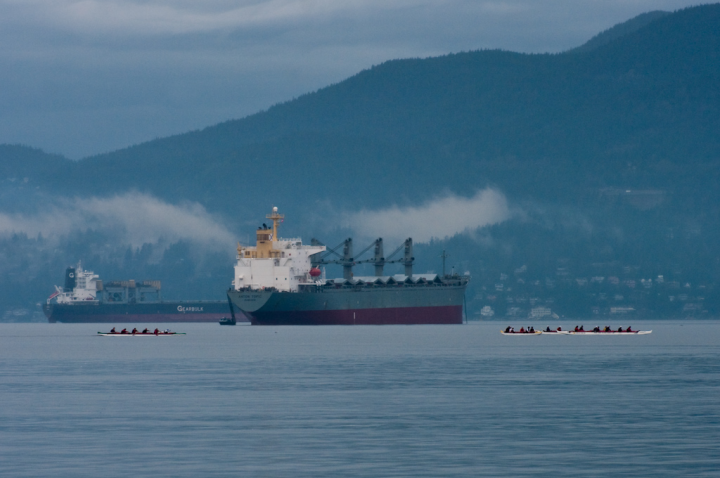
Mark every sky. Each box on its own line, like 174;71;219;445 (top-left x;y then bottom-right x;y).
0;0;707;159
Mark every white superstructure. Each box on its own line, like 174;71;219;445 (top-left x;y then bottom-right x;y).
52;261;100;304
233;207;326;292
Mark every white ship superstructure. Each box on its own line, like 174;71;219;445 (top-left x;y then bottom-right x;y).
53;261;100;304
233;207;326;292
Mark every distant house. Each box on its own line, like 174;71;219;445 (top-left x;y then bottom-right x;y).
506;307;523;317
529;307;552;319
683;303;700;312
598;188;666;210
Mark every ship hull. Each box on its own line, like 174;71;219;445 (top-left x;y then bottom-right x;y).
243;305;462;325
43;301;243;323
228;284;466;325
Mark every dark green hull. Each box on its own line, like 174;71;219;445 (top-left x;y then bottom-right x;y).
228;281;467;325
43;301;242;323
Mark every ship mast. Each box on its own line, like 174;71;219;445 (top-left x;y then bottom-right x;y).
440;249;449;277
267;206;284;242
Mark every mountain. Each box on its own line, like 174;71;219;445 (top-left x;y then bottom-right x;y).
5;5;720;213
0;144;68;177
570;10;670;53
6;5;717;217
2;4;720;320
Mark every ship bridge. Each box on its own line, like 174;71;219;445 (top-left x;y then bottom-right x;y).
233;207;326;292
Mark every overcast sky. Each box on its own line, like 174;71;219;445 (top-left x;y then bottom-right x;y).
0;0;707;159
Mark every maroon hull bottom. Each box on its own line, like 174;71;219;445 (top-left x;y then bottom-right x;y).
248;305;463;325
48;313;230;323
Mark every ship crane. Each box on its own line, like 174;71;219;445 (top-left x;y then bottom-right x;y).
382;238;414;277
310;237;414;278
354;238;385;277
310;238;354;280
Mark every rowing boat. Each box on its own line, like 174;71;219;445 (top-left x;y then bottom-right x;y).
567;330;651;335
97;332;186;336
500;330;542;335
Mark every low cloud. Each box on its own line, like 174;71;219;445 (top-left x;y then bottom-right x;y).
345;189;511;244
0;192;235;250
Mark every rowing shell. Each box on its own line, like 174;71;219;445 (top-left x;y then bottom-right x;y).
500;330;543;335
567;331;652;335
97;332;186;336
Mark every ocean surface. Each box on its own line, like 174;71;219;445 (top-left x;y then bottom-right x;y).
1;321;718;477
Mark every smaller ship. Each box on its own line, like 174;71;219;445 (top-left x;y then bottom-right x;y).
44;262;244;323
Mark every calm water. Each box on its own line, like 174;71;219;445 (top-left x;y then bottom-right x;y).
0;321;718;477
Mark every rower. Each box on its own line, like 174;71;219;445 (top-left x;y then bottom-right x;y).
154;328;159;336
121;328;128;334
557;327;562;331
519;327;526;333
579;325;585;331
593;326;600;332
131;328;138;334
626;326;633;332
529;326;535;333
618;327;623;332
142;328;149;334
546;326;551;332
110;327;116;334
574;326;579;332
505;326;512;333
603;326;611;332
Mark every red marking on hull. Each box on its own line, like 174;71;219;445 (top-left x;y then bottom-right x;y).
247;305;463;325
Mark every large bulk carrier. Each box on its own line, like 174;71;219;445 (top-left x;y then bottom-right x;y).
227;208;469;325
43;262;239;323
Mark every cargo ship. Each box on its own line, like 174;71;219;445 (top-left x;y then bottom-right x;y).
226;207;469;325
43;262;242;323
